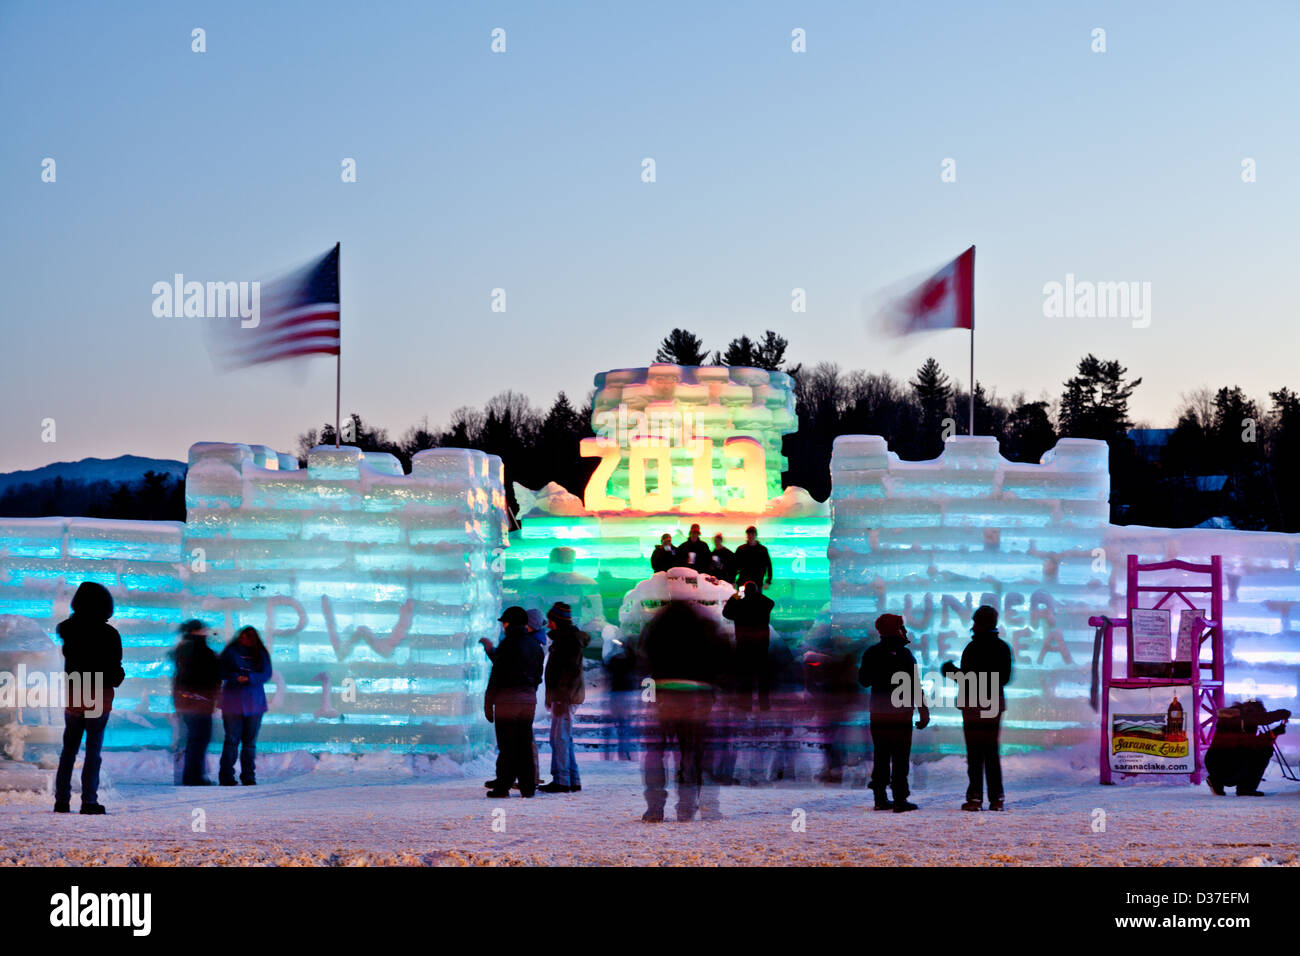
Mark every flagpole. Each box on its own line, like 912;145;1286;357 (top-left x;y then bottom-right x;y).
968;244;976;436
335;241;341;448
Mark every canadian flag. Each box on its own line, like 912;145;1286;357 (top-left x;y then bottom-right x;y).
892;245;974;333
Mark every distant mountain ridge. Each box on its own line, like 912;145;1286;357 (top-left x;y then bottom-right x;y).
0;455;186;495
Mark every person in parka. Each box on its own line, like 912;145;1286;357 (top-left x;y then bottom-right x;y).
218;626;273;786
941;605;1014;811
484;606;544;798
539;602;590;793
53;581;125;815
171;619;220;786
858;613;929;812
651;534;680;574
1205;700;1291;796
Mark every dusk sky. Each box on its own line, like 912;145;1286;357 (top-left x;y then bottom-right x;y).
2;0;1296;473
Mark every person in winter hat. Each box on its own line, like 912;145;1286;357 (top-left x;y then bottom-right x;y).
218;626;273;786
678;523;712;571
942;605;1014;811
539;602;591;793
171;619;220;786
858;613;929;812
53;581;124;815
484;606;543;798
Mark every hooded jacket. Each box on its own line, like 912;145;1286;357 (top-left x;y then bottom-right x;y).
56;582;125;716
544;622;591;708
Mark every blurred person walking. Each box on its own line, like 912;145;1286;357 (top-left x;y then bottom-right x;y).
804;634;861;785
171;619;220;786
603;630;639;761
639;600;728;822
723;581;775;713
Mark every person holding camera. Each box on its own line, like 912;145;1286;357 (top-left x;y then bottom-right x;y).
1205;700;1290;796
941;605;1013;811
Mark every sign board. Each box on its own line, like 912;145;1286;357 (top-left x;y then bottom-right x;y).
1108;684;1194;774
1173;608;1203;680
1130;607;1172;677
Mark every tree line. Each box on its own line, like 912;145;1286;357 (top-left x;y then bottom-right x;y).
4;328;1298;532
0;471;185;521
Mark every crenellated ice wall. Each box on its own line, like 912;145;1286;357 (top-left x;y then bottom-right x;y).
829;435;1300;754
0;441;509;757
4;430;1297;760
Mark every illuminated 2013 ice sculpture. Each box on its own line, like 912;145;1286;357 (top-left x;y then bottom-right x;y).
506;364;832;639
0;441;508;756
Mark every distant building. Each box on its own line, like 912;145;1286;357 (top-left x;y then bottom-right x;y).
1127;428;1174;463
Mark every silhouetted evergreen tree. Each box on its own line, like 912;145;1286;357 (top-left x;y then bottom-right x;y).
654;329;708;366
910;358;952;458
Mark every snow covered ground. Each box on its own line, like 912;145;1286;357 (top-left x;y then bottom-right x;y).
1;745;1297;866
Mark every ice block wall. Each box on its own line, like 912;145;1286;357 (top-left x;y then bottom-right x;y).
0;516;187;752
829;435;1113;751
184;442;508;754
829;435;1300;754
0;441;509;757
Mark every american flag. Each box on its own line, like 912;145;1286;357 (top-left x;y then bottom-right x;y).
210;243;340;369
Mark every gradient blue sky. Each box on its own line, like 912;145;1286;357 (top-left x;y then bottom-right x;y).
2;0;1296;473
